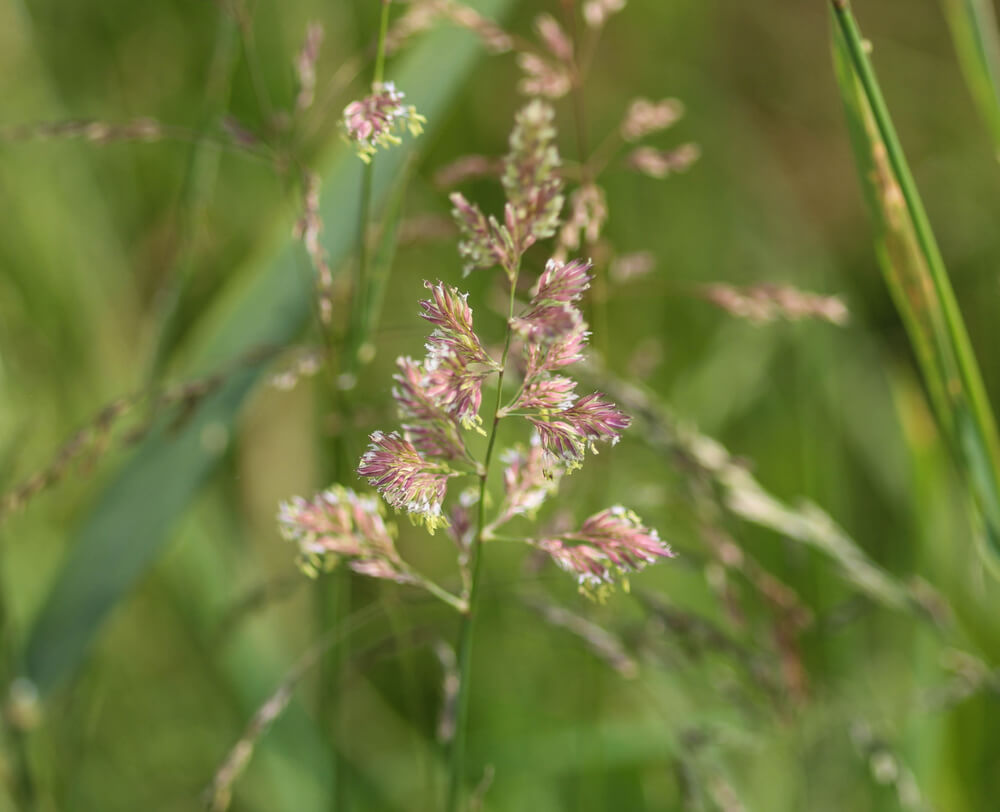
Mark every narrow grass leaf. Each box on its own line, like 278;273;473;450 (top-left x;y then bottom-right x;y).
830;1;1000;576
941;0;1000;157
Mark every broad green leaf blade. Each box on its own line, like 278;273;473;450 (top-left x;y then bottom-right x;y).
21;0;516;696
942;0;1000;158
830;1;1000;577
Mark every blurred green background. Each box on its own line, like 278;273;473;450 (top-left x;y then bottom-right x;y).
2;0;1000;809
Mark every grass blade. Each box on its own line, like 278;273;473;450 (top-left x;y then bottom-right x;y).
20;0;517;696
941;0;1000;157
830;0;1000;576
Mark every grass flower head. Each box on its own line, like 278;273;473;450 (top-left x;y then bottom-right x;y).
342;81;426;163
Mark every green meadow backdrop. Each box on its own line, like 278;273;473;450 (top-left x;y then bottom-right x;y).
2;0;1000;809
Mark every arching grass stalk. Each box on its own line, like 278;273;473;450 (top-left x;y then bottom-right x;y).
446;269;520;812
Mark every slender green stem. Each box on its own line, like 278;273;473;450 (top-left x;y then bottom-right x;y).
350;0;393;368
405;569;468;614
2;544;36;811
585;127;625;180
482;282;519;473
7;726;36;811
233;1;274;124
380;591;435;807
446;272;519;812
480;533;530;544
322;8;395;809
354;163;375;359
373;0;391;87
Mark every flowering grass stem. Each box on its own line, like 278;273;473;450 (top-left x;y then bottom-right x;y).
446;269;519;812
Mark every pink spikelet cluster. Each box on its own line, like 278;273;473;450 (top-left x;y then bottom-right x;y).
503;100;565;250
583;0;626;29
502;258;629;470
533;256;592;303
342;81;426;163
515;375;577;411
493;439;561;527
279;21;676;608
358;431;451;532
538;506;674;596
557;185;608;259
514;13;573;100
358;282;499;530
420;281;501;429
294;22;324;113
451;100;564;277
620;98;683;142
527;394;629;469
393;357;468;460
701;283;849;326
278;485;411;581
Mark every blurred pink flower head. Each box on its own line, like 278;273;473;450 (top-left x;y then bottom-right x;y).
393;355;445;423
512;259;592;344
540;505;673;595
423;352;493;431
512;301;584;344
278;485;412;581
620;97;684;142
525;321;590;377
448;100;564;277
358;431;451;532
419;281;499;428
503;100;565;251
392;356;468;460
528;393;630;469
449;191;515;275
342;81;426;163
583;0;626;29
533;258;593;304
513;374;578;411
495;438;562;525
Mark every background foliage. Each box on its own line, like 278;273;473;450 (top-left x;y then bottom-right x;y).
1;0;999;810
